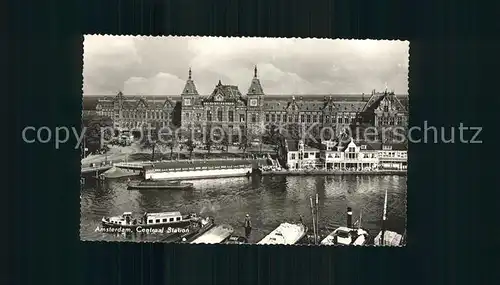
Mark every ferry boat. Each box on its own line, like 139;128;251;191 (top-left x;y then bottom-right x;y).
143;160;255;181
101;211;199;230
320;207;370;246
257;223;307;245
190;224;234;244
127;179;194;190
374;190;405;246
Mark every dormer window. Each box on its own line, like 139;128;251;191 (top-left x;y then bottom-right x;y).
360;145;367;150
383;145;392;150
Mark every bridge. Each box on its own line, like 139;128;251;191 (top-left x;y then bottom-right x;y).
113;162;150;170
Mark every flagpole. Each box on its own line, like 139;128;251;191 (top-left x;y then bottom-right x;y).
310;196;316;245
381;189;388;245
315;193;319;242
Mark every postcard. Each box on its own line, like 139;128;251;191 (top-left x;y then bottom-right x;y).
81;36;408;246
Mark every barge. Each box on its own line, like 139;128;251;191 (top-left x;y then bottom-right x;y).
143;160;257;181
127;179;194;190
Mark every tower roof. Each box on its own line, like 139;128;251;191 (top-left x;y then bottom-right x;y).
247;65;264;95
181;68;199;96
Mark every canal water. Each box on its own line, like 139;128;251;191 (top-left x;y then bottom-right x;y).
80;175;407;243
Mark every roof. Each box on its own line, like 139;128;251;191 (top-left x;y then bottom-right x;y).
144;159;265;170
147;211;181;217
190;224;234;244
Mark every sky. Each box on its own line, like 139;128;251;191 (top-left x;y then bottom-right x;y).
83;36;409;96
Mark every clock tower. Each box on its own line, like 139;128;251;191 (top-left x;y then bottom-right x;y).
180;68;199;130
246;65;265;138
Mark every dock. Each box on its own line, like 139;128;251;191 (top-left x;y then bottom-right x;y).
81;165;112;174
261;169;407;176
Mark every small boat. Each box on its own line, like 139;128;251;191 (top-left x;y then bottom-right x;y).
257;223;307;245
101;211;200;231
320;207;370;246
190;224;234;244
320;226;369;246
127;179;194;190
162;216;215;243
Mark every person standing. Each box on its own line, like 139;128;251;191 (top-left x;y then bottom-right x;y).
244;214;252;240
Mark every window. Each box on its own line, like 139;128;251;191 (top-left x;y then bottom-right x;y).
307;115;311;123
207;110;212;121
313;115;318;123
315;152;320;158
338;117;343;124
228;111;234;122
271;114;275;122
240;114;245;122
349;147;355;152
148;220;153;224
170;218;174;222
162;218;167;222
304;153;309;159
251;114;257;123
277;114;281;122
266;114;270;122
217;110;223;121
397;116;403;125
301;114;305;122
155;219;160;223
176;217;181;221
196;113;201;121
384;106;389;112
291;153;296;160
360;145;367;150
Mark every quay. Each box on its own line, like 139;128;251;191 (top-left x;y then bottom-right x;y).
81;165;112;174
261;169;407;176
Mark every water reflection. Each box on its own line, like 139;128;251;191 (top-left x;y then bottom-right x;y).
81;175;407;243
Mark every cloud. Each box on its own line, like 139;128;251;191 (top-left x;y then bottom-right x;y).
83;36;409;96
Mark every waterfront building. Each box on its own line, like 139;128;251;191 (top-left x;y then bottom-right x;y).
89;66;409;139
283;140;322;170
280;138;407;171
95;92;175;131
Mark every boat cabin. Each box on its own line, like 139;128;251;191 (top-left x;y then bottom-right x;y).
333;227;368;245
145;211;194;225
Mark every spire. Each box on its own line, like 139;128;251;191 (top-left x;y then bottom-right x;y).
181;67;199;96
384;82;388;92
247;65;264;95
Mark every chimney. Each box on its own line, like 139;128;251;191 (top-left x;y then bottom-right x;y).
346;207;353;228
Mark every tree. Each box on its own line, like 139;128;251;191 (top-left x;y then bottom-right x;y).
185;139;196;159
82;114;113;155
221;133;230;152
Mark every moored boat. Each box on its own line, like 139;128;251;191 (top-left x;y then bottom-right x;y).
143;160;255;181
161;216;215;243
127;179;194;190
320;207;370;246
101;211;199;231
257;223;307;245
190;224;234;244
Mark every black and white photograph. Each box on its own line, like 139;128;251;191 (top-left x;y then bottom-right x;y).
81;36;409;246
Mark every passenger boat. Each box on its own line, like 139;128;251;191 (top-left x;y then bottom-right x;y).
257;223;307;245
190;224;234;244
127;179;194;190
101;211;199;231
320;207;370;246
374;190;405;246
142;160;255;181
